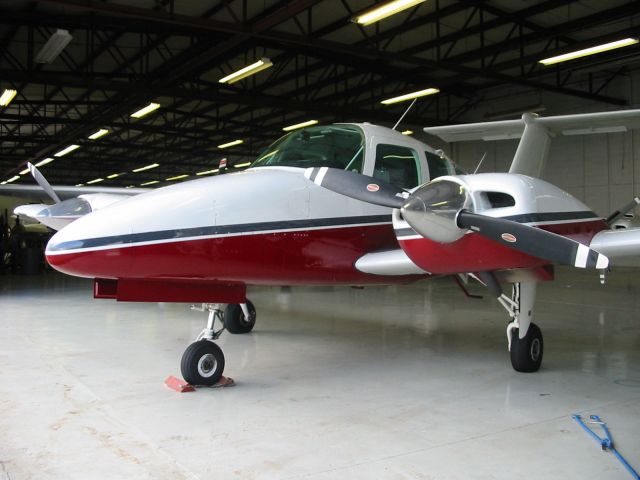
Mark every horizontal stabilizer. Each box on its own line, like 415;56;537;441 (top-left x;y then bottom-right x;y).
424;109;640;143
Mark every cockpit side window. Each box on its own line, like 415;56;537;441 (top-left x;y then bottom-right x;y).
425;151;454;180
252;125;365;171
373;144;420;189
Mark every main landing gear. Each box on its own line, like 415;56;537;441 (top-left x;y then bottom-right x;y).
181;301;256;385
497;282;543;372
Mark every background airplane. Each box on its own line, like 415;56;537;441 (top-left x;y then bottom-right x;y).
8;109;640;385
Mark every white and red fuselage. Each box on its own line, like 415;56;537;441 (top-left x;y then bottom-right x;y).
43;123;609;302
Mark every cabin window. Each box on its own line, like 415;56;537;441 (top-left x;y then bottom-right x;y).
425;151;454;180
252;125;364;171
373;144;420;189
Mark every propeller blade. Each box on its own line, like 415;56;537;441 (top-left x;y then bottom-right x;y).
457;211;609;269
304;167;405;209
28;162;61;204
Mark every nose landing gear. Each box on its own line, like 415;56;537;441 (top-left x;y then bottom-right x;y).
181;301;256;385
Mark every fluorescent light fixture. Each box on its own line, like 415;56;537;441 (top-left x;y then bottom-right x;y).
19;167;30;175
0;89;17;107
381;87;439;105
166;174;189;181
401;130;414;135
132;163;159;173
35;29;72;64
354;0;427;26
218;58;273;84
539;38;639;66
107;173;122;179
234;162;251;168
196;168;219;176
125;185;134;188
0;181;5;185
54;144;80;157
7;175;20;183
130;102;160;119
217;139;243;149
283;120;318;131
86;178;104;185
140;180;159;186
35;157;54;167
88;128;109;140
75;183;84;187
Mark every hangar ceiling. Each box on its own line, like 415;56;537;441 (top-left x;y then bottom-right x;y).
1;0;639;188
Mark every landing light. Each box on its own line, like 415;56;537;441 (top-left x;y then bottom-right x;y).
54;145;80;157
283;120;318;131
539;38;639;66
130;102;160;119
218;58;273;84
0;89;17;107
354;0;427;26
381;88;439;105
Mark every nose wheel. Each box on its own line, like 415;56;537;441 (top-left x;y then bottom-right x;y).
181;301;256;386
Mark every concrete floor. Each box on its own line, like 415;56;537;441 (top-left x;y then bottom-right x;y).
0;268;639;480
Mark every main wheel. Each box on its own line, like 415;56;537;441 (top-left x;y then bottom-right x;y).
224;300;256;334
510;322;543;373
181;340;225;386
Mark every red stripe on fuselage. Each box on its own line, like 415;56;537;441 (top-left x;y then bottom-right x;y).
399;219;609;275
46;224;420;285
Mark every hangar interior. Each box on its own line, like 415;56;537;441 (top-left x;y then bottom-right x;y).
1;1;640;479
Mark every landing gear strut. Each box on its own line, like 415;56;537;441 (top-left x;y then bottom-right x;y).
181;301;257;385
498;282;543;372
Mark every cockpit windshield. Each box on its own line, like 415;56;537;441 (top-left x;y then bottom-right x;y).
251;125;364;172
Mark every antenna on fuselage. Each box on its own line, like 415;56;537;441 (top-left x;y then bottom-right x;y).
473;152;487;174
392;98;418;131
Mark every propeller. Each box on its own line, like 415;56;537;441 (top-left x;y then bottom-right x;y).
28;162;61;203
307;167;609;270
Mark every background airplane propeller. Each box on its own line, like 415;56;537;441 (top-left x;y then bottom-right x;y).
306;167;609;270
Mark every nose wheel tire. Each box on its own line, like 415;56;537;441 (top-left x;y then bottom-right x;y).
181;340;225;386
224;300;256;334
510;323;543;373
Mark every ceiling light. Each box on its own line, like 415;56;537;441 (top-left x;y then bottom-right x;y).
218;58;273;84
75;183;84;187
381;87;439;105
107;173;122;179
35;158;54;167
7;175;20;183
196;168;219;176
35;29;72;64
217;139;243;149
88;128;109;140
234;162;251;168
140;180;159;186
283;120;319;131
130;102;160;119
0;181;5;185
54;144;80;157
86;178;104;185
539;38;639;66
166;174;189;181
19;167;30;175
354;0;427;26
132;163;159;173
0;89;17;107
401;130;413;135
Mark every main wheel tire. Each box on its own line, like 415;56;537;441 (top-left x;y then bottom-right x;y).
224;300;256;334
510;322;543;373
181;340;225;386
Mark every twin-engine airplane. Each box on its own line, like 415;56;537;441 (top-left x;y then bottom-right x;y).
10;109;640;385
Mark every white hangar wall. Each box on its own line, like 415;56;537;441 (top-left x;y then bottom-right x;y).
426;66;640;217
